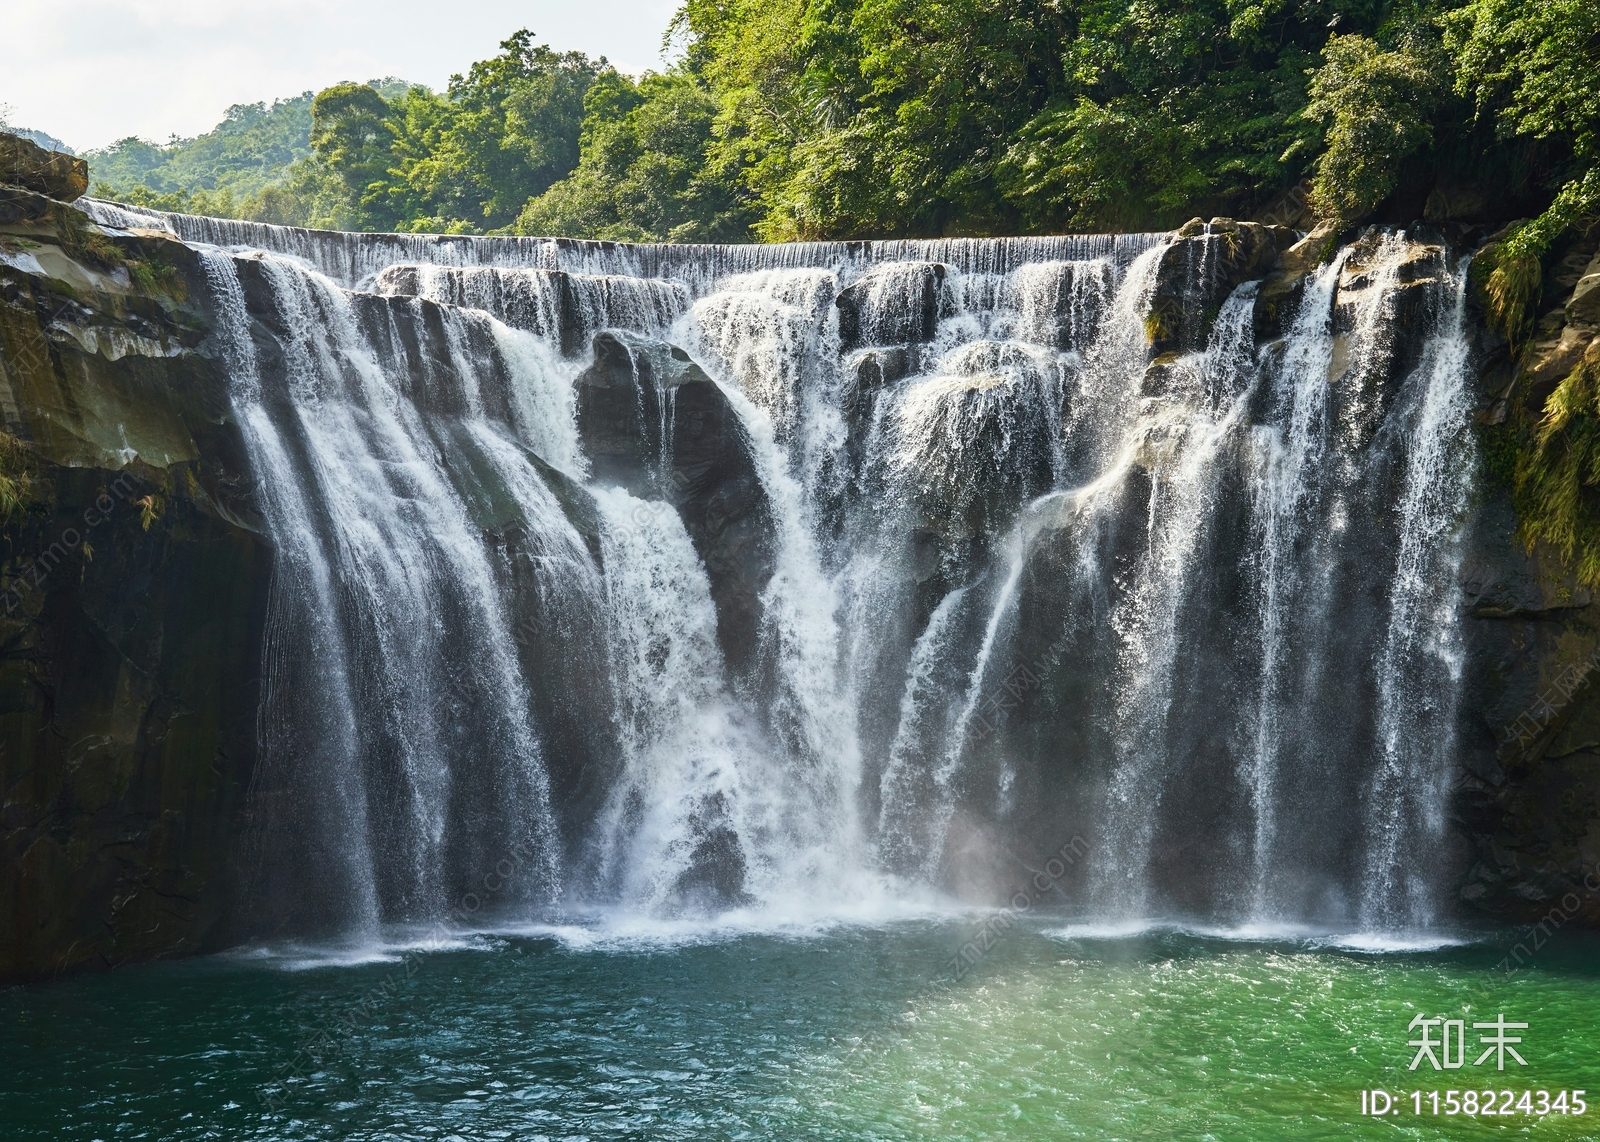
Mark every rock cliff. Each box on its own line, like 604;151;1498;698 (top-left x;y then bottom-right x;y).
1456;231;1600;929
0;177;269;983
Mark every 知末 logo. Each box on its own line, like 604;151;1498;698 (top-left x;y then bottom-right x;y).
1408;1013;1528;1071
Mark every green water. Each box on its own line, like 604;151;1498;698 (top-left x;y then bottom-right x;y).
5;918;1599;1140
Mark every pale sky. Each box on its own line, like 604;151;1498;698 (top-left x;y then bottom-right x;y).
0;0;682;152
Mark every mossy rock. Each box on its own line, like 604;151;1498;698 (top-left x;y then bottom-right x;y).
0;132;88;202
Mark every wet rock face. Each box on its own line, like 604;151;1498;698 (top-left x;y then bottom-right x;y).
1252;221;1339;342
373;263;689;356
1328;233;1454;449
1455;231;1600;929
576;330;678;497
375;263;592;353
0;198;270;984
671;792;750;908
0;462;270;984
1456;492;1600;928
576;331;777;674
888;343;1065;547
0;132;88;203
836;261;946;349
1147;218;1295;354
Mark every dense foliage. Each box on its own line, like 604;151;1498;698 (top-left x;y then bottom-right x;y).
85;5;1594;247
86;94;319;217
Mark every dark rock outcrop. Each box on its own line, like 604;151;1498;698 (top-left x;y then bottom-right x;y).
0;186;57;227
0;194;270;984
575;331;776;675
671;791;751;908
836;262;945;349
1456;492;1600;927
1455;226;1600;929
1569;249;1600;325
1148;218;1296;353
1253;220;1338;341
1;132;89;203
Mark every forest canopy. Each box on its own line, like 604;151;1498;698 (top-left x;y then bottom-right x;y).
85;0;1594;256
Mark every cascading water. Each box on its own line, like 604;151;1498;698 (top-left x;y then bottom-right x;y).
133;199;1478;941
587;485;775;909
1364;252;1476;931
1087;279;1267;917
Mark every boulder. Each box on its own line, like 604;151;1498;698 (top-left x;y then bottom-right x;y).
843;345;918;437
671;792;751;908
374;263;585;350
1253;220;1340;340
1279;220;1340;279
575;331;776;674
851;345;917;393
1;132;89;202
1568;250;1600;326
1149;218;1295;353
836;261;945;349
575;330;675;495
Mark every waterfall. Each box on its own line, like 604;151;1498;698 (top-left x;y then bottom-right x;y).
1090;280;1266;916
1363;254;1476;931
588;485;773;910
180;212;1477;940
202;248;571;929
200;250;380;938
1241;252;1350;917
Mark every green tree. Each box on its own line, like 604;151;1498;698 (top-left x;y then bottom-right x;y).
1446;0;1600;337
1302;32;1447;226
763;0;1075;238
1442;0;1600;583
410;30;605;230
88;94;320;201
517;70;753;241
310;82;399;227
996;0;1374;232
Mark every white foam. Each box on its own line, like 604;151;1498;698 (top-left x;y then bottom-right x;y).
218;929;500;972
489;891;965;953
1042;917;1481;952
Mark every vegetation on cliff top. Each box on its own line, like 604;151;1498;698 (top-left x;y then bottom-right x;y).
83;0;1596;249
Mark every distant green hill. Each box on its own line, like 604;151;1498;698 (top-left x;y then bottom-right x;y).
88;95;314;201
85;80;417;214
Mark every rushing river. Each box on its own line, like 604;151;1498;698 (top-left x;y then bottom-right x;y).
7;920;1600;1140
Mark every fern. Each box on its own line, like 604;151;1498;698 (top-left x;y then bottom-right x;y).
134;493;163;531
0;431;35;521
1515;356;1600;586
